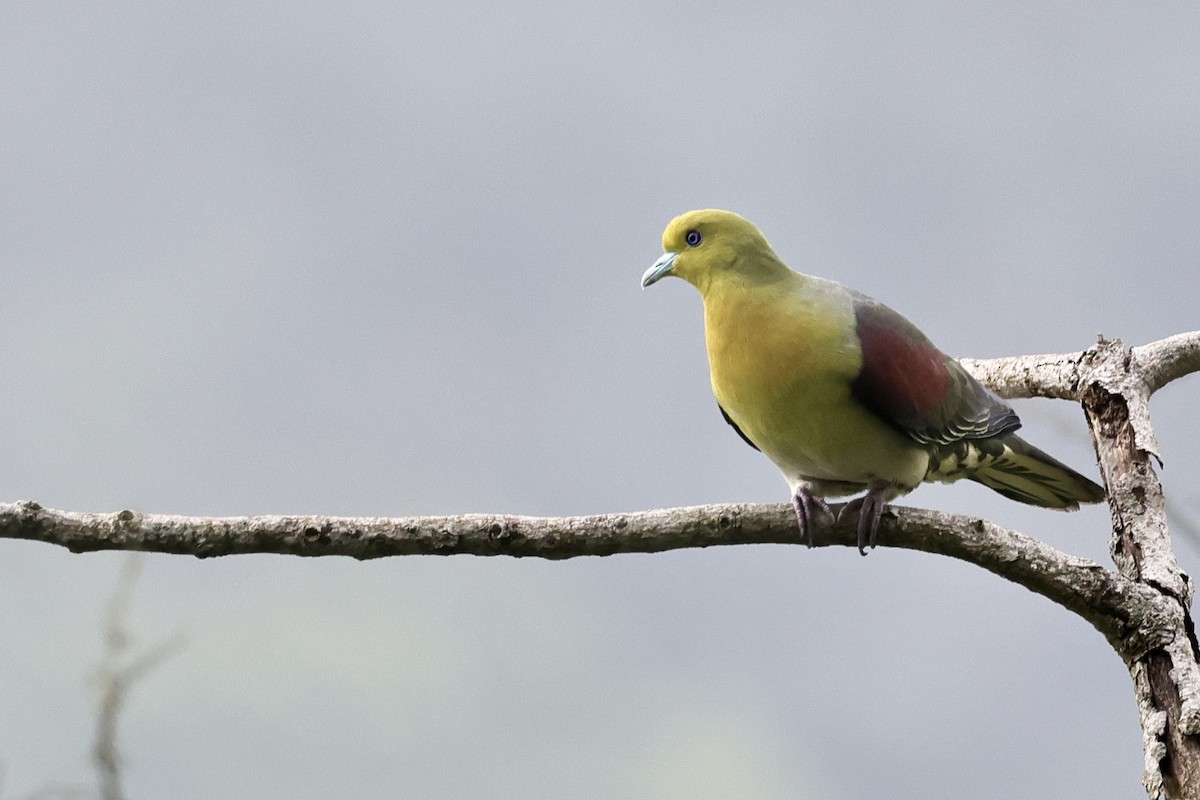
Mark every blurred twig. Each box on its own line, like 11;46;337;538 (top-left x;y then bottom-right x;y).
1166;496;1200;553
90;555;185;800
1;558;183;800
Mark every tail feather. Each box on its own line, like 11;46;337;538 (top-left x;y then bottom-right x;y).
969;435;1105;510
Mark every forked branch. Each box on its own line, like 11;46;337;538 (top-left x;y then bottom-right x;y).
0;331;1197;798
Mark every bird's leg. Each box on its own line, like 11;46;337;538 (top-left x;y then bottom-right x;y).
791;484;831;547
838;482;890;556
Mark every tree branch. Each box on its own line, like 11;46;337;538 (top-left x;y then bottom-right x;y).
0;499;1172;660
1132;331;1200;395
958;350;1089;400
958;331;1200;404
2;330;1197;798
1073;333;1200;799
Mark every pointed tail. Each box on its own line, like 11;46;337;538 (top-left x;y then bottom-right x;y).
969;434;1106;510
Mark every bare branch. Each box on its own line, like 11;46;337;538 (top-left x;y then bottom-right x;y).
958;350;1089;400
1132;331;1200;395
0;330;1196;798
1077;337;1200;799
958;331;1200;404
0;500;1170;659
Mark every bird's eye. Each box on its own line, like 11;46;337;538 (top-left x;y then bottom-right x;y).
685;230;702;247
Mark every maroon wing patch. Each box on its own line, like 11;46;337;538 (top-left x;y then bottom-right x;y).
850;295;1019;445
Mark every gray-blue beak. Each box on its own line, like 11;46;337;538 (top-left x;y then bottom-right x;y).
641;251;678;288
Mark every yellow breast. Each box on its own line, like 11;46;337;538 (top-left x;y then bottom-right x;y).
701;273;926;489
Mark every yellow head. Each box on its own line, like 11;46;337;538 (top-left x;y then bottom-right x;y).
640;209;786;294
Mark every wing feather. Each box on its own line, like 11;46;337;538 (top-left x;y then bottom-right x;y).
719;403;760;451
849;295;1019;446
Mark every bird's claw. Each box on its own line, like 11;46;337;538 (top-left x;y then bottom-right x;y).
791;487;832;547
838;485;889;556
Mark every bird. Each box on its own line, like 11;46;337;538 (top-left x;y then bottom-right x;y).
641;209;1105;555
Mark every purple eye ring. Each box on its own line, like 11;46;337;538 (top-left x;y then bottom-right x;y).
685;230;702;247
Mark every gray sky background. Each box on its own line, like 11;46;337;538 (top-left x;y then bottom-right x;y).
2;3;1198;798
